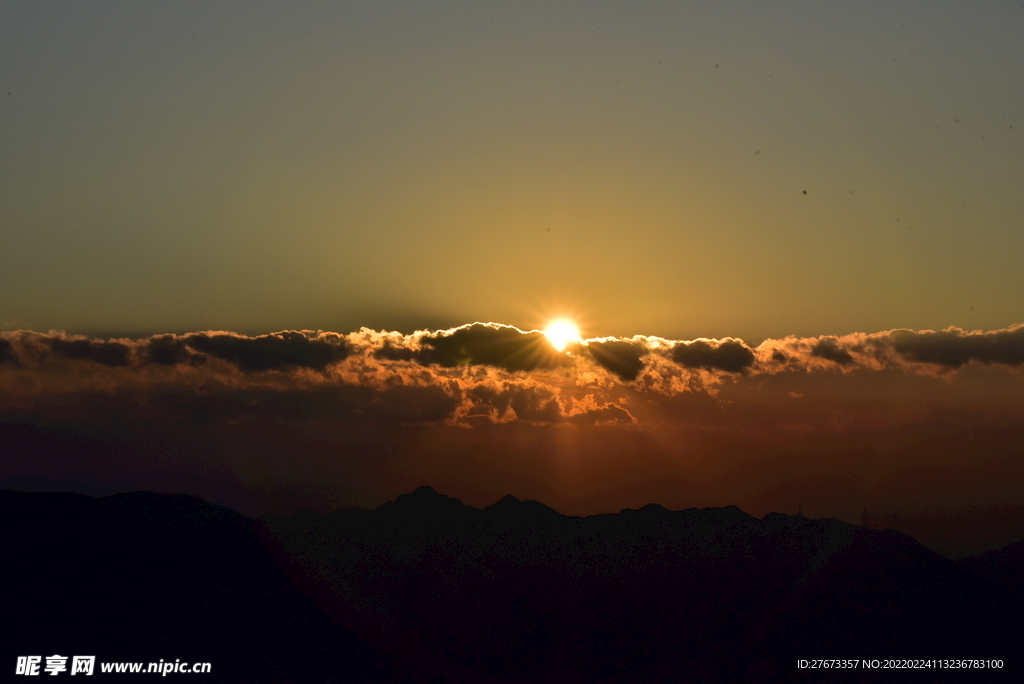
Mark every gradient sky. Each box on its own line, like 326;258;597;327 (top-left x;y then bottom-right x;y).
2;1;1022;340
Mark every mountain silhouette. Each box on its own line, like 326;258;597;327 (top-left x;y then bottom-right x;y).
3;487;1019;683
1;490;414;683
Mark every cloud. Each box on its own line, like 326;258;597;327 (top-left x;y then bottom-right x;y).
671;339;756;373
585;340;647;381
145;335;207;366
563;394;637;425
183;331;349;371
2;323;1023;429
809;337;854;366
414;323;566;372
455;380;635;426
887;326;1024;368
48;337;132;367
0;338;15;365
756;324;1024;375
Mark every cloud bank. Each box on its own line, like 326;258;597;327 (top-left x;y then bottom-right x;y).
2;323;1023;426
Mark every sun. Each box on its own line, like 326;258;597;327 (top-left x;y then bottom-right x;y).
544;319;581;352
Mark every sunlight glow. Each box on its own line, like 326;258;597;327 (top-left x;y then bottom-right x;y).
544;320;581;352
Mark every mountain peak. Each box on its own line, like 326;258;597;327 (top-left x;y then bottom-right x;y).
383;485;470;516
487;494;522;509
412;485;440;496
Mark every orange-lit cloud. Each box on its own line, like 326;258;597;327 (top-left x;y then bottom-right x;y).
2;323;1024;424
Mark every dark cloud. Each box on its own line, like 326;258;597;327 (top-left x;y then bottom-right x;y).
586;340;647;381
373;341;417;362
183;331;348;372
48;337;131;367
759;324;1024;375
0;338;15;365
888;326;1024;368
810;338;854;366
508;387;564;423
671;339;755;373
145;335;207;366
416;323;565;373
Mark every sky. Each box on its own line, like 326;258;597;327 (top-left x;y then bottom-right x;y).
2;1;1022;339
2;2;1023;557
